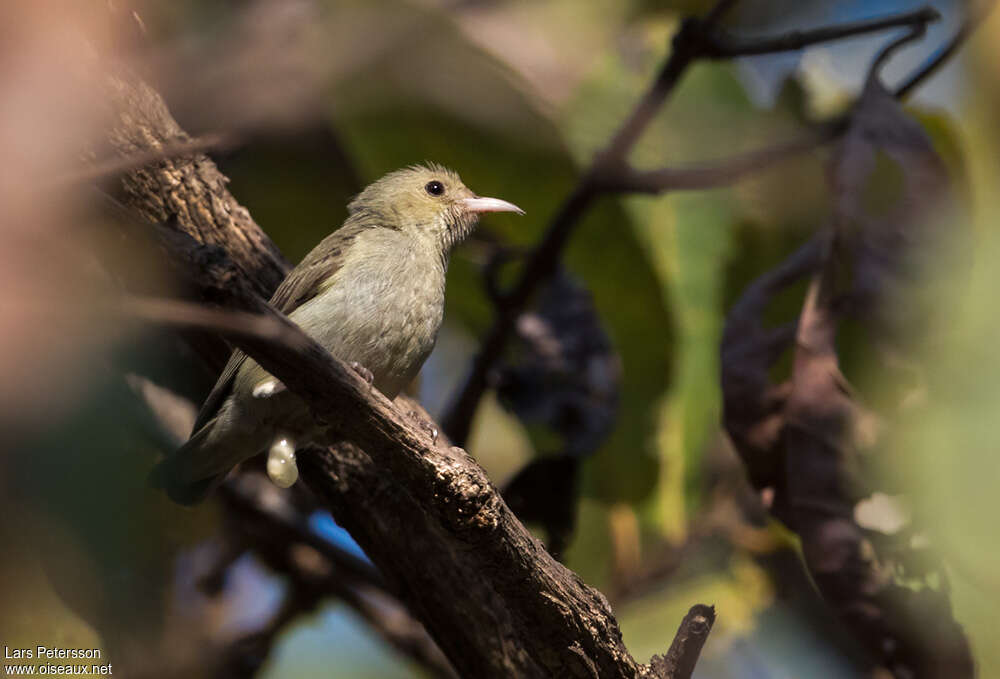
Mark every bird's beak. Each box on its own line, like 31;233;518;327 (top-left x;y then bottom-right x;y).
461;196;525;215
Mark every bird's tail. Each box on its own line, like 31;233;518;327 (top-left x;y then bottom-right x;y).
149;425;227;505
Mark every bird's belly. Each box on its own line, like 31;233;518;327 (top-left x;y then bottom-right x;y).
291;264;444;398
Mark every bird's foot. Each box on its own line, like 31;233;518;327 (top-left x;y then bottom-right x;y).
266;436;298;488
349;362;374;391
422;421;440;444
407;410;439;444
253;378;286;398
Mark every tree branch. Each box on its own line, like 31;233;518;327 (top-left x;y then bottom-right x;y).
217;475;457;679
441;0;743;444
100;64;716;677
894;0;997;99
218;478;385;592
440;2;940;445
648;605;717;679
100;69;289;299
60;132;236;188
124;287;709;677
721;47;976;676
596;125;841;194
703;7;939;58
94;1;978;670
868;14;933;83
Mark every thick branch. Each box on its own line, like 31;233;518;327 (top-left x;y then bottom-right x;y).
62;132;235;188
101;70;289;298
127;287;646;677
126;287;719;678
99;65;706;678
94;2;979;669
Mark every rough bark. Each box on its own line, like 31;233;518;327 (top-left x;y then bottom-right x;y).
649;605;716;679
102;70;289;297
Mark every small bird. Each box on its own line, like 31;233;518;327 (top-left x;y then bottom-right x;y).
152;163;523;503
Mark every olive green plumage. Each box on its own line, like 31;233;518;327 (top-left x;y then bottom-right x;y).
152;164;523;504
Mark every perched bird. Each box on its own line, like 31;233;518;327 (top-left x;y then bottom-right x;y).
152;163;523;503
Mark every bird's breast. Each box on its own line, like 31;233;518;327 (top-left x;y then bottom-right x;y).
290;236;446;398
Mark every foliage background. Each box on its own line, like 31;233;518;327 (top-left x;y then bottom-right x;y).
0;0;996;677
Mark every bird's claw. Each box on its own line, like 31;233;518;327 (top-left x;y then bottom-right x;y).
417;418;439;444
349;362;374;391
405;410;439;443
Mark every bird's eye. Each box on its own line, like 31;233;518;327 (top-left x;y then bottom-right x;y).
425;180;445;196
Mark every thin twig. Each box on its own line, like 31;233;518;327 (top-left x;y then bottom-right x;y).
441;1;953;444
598;124;841;194
894;0;998;99
115;294;306;349
868;17;931;82
220;476;457;678
333;584;459;679
705;7;939;58
216;476;458;677
219;478;386;591
440;0;738;444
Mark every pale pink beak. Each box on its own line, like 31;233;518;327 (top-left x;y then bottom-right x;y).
461;196;525;215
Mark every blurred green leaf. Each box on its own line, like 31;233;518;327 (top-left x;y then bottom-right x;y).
563;24;802;533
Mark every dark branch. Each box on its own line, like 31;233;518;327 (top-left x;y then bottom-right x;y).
96;2;978;671
868;15;932;82
440;2;943;445
217;475;457;678
722;57;975;677
122;284;657;675
89;31;728;675
649;605;717;679
125;291;645;677
441;0;744;444
894;0;998;99
218;478;385;592
704;7;940;58
596;126;840;194
101;69;290;298
117;294;304;348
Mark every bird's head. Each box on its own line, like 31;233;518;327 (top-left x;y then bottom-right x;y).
348;163;523;252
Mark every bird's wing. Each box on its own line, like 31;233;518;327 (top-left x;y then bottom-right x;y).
190;222;370;433
269;222;366;312
190;349;247;432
